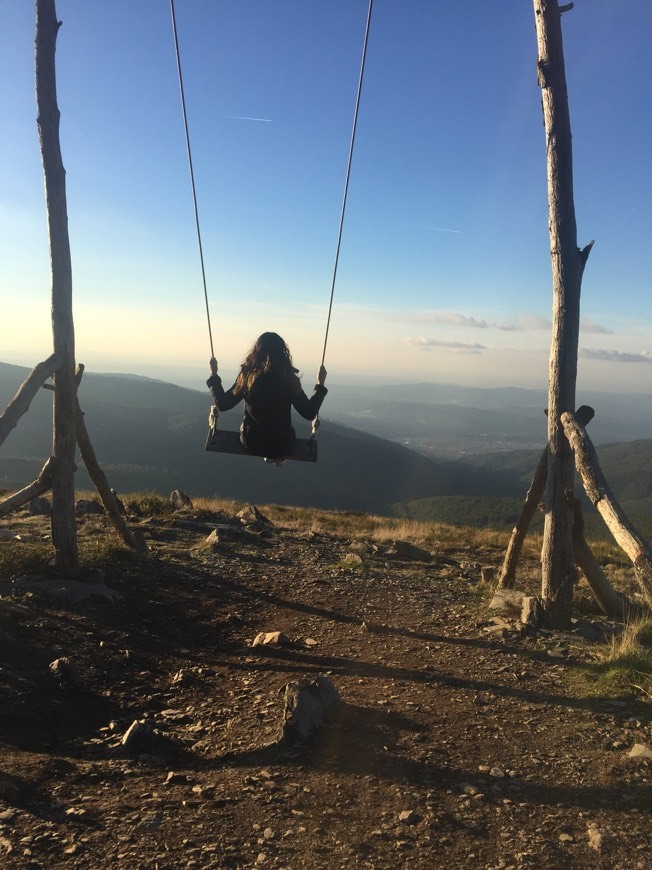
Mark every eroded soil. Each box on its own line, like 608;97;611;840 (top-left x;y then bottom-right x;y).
0;508;650;869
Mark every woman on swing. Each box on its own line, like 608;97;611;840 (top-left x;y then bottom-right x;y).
207;332;327;464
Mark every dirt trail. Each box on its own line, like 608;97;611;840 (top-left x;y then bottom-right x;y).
0;509;650;868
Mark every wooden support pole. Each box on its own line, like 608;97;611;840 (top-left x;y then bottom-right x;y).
0;353;61;448
35;0;78;577
0;457;55;518
533;0;593;626
43;370;149;556
567;492;634;619
497;405;594;590
498;448;548;590
561;411;652;609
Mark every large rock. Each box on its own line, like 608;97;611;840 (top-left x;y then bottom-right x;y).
628;743;652;760
28;497;51;516
383;540;432;562
122;719;155;753
489;588;525;612
49;657;81;691
76;498;104;516
253;631;289;648
170;490;193;509
237;505;271;526
280;675;341;743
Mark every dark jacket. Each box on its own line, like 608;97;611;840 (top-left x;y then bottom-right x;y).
207;371;327;458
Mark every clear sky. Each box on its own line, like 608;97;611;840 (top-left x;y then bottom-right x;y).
1;1;650;392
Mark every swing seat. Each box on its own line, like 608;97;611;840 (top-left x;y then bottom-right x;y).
205;430;318;462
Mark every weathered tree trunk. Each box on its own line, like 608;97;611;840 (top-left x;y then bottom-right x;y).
562;411;652;609
0;457;55;518
533;0;592;626
498;405;594;589
35;0;78;576
567;492;633;618
0;353;60;448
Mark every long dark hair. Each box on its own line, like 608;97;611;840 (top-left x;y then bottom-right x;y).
236;332;300;392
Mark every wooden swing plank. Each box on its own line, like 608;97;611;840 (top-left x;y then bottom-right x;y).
205;430;318;462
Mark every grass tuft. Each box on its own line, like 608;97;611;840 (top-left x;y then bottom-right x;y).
124;491;177;518
0;540;52;579
582;618;652;699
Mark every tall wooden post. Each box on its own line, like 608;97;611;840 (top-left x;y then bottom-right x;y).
533;0;592;627
35;0;79;576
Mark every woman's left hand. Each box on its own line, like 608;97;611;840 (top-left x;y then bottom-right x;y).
209;357;218;376
318;365;327;386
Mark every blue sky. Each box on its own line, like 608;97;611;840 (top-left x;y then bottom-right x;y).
1;0;650;392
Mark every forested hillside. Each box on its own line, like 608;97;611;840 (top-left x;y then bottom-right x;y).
1;363;650;533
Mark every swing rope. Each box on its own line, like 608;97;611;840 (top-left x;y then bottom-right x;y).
170;0;215;359
171;0;373;451
320;0;374;369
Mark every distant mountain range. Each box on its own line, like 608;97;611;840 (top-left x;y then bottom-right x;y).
1;361;650;535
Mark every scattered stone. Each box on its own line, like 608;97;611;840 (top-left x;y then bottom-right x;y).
571;618;608;643
280;675;341;743
398;810;420;825
204;529;220;547
348;540;370;554
342;553;363;567
170;489;193;508
559;833;573;843
383;540;432;562
27;496;50;516
139;813;163;831
65;807;90;820
0;780;19;801
488;589;524;612
164;771;187;786
628;743;652;760
489;767;505;779
253;631;290;648
304;638;319;647
75;498;104;516
49;657;81;691
587;823;603;852
483;616;513;634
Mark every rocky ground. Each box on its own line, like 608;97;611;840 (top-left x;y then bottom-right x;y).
0;503;650;869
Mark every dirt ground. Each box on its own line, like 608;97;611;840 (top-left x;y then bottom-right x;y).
0;505;650;869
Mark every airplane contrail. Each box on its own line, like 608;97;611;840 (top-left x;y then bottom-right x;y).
225;115;273;123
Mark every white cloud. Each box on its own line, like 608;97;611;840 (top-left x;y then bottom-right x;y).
406;337;486;354
415;311;488;328
495;314;551;332
580;319;612;335
581;347;652;364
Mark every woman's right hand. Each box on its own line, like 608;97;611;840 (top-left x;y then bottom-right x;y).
318;365;327;386
209;357;218;376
